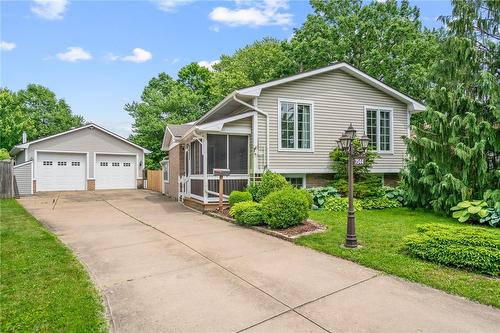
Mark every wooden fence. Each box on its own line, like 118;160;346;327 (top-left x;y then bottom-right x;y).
0;160;14;199
146;170;163;192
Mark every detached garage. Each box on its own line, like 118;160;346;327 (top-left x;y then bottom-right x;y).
10;123;150;193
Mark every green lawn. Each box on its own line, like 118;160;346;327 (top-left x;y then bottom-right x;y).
297;208;500;308
0;199;107;332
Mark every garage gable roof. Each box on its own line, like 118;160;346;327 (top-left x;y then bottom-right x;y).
11;123;151;154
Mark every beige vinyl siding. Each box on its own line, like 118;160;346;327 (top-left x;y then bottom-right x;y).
256;69;408;173
256;112;268;171
13;161;33;195
221;117;252;134
15;150;26;165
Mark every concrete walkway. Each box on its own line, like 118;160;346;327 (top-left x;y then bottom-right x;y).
19;190;500;333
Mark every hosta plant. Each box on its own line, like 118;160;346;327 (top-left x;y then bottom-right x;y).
480;208;500;228
306;186;340;208
450;200;488;223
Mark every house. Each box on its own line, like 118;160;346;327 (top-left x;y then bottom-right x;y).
10;123;150;194
161;62;425;210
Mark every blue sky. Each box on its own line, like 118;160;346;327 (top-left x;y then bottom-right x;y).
1;0;451;137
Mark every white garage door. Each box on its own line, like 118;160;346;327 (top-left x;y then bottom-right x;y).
95;154;136;190
37;152;86;191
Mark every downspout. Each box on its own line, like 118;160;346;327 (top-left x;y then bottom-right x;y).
232;94;270;172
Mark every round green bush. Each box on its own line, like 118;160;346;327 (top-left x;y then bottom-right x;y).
229;201;263;226
255;171;290;202
261;188;310;229
228;190;253;206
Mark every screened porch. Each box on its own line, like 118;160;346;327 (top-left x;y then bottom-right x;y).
179;133;250;204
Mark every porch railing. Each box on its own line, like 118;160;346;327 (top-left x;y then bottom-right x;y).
179;175;249;203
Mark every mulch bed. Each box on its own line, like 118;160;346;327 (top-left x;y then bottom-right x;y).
207;208;326;241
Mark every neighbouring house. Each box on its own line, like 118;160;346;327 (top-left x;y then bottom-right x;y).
161;62;425;210
10;123;150;194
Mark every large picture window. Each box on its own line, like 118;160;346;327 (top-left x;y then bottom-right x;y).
279;100;312;150
207;134;248;175
365;107;392;152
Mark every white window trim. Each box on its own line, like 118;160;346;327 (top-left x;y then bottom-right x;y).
363;106;394;154
277;98;315;152
284;173;306;188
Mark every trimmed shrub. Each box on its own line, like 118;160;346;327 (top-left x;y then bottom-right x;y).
403;224;500;276
228;190;253;207
307;186;340;208
324;197;362;212
246;183;259;201
261;188;309;229
361;197;402;210
298;188;314;208
255;171;290;202
229;201;263;226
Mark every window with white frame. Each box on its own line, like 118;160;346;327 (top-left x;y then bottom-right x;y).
279;100;312;150
163;161;169;183
285;176;305;188
365;107;392;152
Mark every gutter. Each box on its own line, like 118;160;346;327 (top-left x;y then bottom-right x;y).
233;93;270;171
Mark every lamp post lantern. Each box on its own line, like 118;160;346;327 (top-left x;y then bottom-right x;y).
337;124;369;248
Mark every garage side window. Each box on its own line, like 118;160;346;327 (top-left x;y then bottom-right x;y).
163;161;169;183
100;162;108;166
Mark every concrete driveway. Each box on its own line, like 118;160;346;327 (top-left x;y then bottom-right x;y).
19;190;500;333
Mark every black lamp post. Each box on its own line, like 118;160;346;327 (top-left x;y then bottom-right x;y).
337;124;369;248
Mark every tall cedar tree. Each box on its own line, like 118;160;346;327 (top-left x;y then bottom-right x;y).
402;0;499;213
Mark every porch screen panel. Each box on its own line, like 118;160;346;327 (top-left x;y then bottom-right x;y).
190;141;203;175
229;136;248;174
207;134;227;174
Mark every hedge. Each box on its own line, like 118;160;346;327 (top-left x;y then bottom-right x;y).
403;224;500;276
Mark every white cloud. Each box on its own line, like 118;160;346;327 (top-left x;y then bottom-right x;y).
0;41;16;51
121;48;153;63
31;0;69;20
209;0;293;27
56;47;92;62
155;0;193;12
198;60;220;71
171;58;180;64
104;52;119;62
